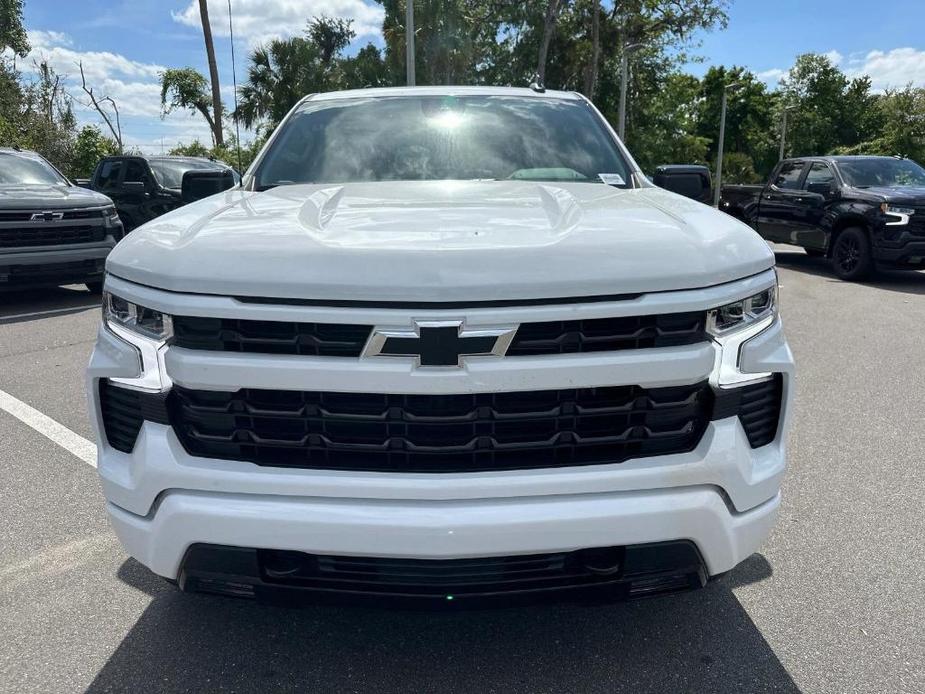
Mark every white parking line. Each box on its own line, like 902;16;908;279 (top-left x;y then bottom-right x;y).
0;389;97;468
0;304;100;323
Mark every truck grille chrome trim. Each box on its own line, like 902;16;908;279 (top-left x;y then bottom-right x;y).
170;311;707;358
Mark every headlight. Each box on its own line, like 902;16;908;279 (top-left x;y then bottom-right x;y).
881;203;915;226
103;292;173;341
102;205;120;226
707;285;777;337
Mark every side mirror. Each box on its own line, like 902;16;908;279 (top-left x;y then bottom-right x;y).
121;181;147;195
653;165;713;204
74;178;92;189
806;182;836;198
181;169;236;204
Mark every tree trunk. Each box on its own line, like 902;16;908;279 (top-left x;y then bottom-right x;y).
536;0;561;86
584;0;601;98
199;0;224;146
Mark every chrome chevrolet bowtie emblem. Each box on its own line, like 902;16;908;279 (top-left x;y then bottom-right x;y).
363;321;517;367
31;211;64;222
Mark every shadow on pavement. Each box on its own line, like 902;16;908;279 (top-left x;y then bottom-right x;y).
88;554;799;693
0;285;100;323
774;249;925;295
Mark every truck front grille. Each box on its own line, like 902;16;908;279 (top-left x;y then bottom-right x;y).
170;311;707;358
166;382;714;472
0;224;107;248
172;317;372;357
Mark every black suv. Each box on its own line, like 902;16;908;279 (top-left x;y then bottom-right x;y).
88;155;238;232
0;148;122;292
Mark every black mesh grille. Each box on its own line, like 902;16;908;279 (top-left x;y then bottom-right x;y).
170;311;707;357
99;381;170;453
908;207;925;236
507;312;706;355
0;224;106;248
172;317;372;357
713;375;783;448
168;382;714;472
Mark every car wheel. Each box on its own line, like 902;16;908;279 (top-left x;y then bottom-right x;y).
831;227;874;281
85;281;104;294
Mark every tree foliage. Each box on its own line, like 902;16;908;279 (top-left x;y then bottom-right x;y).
71;125;119;178
0;0;30;57
3;0;925;185
168;132;269;173
160;67;220;143
234;16;385;130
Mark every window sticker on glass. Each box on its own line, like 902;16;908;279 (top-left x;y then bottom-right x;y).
598;173;626;186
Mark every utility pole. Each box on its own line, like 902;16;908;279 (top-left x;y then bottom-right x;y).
617;43;643;141
714;82;742;208
779;106;795;160
198;0;224;146
405;0;415;86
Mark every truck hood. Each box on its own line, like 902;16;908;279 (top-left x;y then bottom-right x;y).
107;181;774;302
847;185;925;205
0;184;113;209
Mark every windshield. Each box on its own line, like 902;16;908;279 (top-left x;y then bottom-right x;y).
836;158;925;188
148;159;224;189
0;152;67;185
254;95;630;189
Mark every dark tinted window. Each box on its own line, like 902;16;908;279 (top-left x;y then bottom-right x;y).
123;159;150;186
0;152;66;185
255;95;629;188
774;162;805;190
836;158;925;187
804;162;835;188
96;160;123;191
149;158;222;189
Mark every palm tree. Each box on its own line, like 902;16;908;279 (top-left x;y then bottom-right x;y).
198;0;224;146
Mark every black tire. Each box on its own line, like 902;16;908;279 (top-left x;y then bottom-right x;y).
85;281;104;294
804;248;825;258
831;227;874;281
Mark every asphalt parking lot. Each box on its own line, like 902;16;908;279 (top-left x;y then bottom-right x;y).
1;246;923;694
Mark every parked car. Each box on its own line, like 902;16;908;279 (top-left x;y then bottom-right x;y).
87;155;238;232
87;87;793;604
653;164;713;204
720;155;925;280
0;147;122;292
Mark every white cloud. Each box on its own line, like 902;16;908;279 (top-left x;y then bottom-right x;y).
823;49;843;66
756;68;785;85
14;30;211;152
172;0;384;47
844;47;925;90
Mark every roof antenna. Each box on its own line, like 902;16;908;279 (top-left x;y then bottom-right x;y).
529;73;546;93
227;0;243;176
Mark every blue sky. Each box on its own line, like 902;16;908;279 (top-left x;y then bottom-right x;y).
15;0;925;151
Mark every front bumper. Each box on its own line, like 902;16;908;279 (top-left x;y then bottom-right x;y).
87;271;794;587
874;226;925;268
0;243;114;289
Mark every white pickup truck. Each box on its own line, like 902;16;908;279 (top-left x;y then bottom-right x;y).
87;86;794;605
